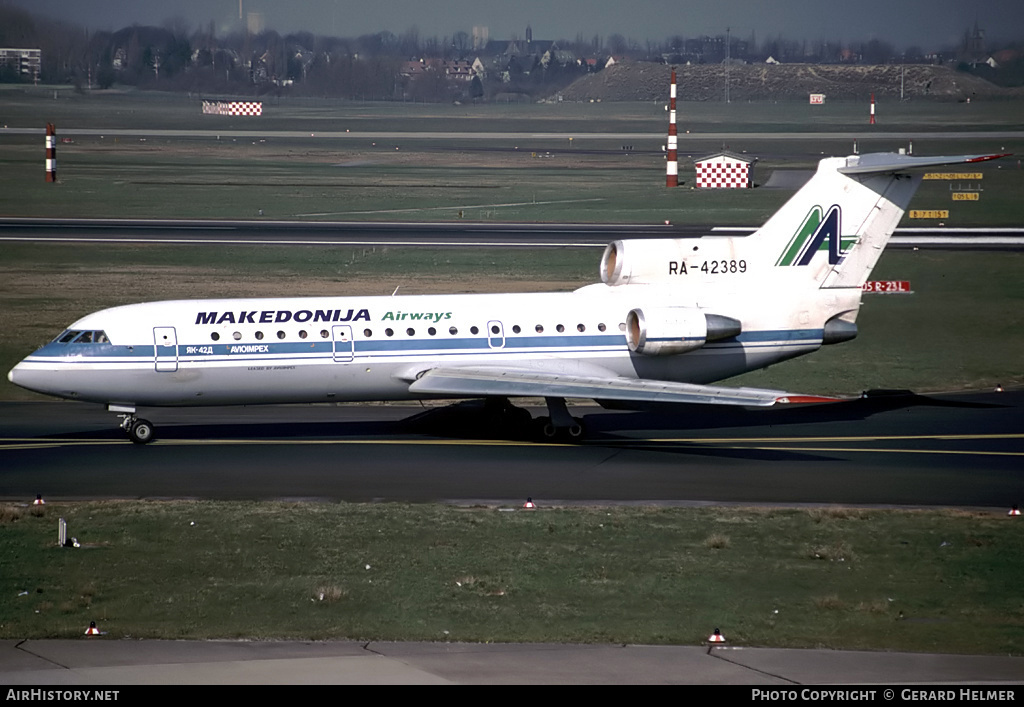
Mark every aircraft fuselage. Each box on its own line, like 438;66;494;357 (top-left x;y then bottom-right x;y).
9;285;829;408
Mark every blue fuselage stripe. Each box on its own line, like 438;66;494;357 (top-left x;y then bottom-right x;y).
25;328;824;367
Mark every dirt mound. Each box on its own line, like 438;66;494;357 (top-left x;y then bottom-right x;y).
556;62;1020;102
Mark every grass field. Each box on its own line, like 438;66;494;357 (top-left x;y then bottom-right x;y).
1;88;1022;224
5;84;1024;133
2;501;1022;653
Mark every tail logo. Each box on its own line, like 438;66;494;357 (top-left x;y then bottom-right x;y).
776;205;853;267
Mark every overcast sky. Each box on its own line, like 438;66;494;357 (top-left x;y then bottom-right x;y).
10;0;1024;49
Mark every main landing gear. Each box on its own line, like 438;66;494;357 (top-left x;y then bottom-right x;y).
481;396;586;442
110;405;156;445
537;396;586;442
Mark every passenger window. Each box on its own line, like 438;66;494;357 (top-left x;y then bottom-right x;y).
512;325;521;334
535;324;544;333
470;326;479;335
598;323;607;332
255;331;264;340
449;326;458;335
385;328;394;337
277;331;286;339
428;327;436;336
211;332;220;341
299;330;308;339
364;329;372;337
406;328;415;336
577;324;585;332
556;324;565;333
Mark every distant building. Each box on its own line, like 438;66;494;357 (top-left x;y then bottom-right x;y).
962;21;986;62
400;58;477;83
0;48;41;81
247;12;265;35
694;151;755;189
472;26;489;51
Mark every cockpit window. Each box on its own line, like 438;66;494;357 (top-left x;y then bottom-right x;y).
55;330;109;344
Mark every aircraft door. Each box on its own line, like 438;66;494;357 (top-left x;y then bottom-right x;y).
332;325;354;362
154;327;178;372
487;320;505;349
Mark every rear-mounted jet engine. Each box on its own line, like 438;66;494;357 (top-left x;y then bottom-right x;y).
626;308;741;355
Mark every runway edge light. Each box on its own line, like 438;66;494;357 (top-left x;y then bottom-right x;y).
708;628;726;643
1010;505;1021;517
523;497;536;509
85;621;100;636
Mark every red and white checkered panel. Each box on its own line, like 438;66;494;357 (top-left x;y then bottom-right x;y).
202;101;263;116
696;160;749;188
228;102;263;116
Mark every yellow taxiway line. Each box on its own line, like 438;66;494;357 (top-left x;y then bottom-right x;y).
1;432;1022;454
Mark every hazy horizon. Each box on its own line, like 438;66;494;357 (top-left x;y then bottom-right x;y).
8;0;1024;51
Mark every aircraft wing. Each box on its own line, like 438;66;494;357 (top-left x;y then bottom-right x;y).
406;366;837;407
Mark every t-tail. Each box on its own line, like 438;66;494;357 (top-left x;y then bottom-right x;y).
755;151;1007;289
601;152;1008;295
597;151;1008;349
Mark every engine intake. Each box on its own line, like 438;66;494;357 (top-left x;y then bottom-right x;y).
600;238;746;286
626;307;741;356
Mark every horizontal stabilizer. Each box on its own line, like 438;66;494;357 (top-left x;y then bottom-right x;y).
837;152;1010;176
409;366;837;407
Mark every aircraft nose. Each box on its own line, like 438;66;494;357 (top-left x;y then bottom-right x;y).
8;360;38;392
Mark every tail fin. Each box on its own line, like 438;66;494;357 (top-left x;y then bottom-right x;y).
754;152;1008;289
597;153;1007;291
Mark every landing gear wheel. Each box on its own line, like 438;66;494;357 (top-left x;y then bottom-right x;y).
537;416;586;443
128;419;156;445
566;418;585;440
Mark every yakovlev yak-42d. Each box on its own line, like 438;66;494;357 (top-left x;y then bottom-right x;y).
8;152;1007;443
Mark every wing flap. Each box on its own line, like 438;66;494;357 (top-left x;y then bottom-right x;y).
407;366;832;407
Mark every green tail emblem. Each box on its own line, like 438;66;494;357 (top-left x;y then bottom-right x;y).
776;205;855;267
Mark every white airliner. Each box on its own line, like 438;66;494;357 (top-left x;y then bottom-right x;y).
8;151;1006;443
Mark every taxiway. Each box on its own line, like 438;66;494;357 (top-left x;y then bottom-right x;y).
1;390;1020;507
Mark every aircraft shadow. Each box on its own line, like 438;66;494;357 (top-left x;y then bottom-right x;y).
403;389;1006;440
36;390;1009;464
580;389;1007;436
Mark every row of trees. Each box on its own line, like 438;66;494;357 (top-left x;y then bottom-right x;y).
2;6;1022;99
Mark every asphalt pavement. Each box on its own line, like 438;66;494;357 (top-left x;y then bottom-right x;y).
3;639;1023;685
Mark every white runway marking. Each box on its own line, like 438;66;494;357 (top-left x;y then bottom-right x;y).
296;197;607;218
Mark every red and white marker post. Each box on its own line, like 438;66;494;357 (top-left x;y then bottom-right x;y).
667;68;678;187
45;123;57;182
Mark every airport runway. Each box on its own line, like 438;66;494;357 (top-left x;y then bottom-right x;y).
6;126;1024;142
2;218;1023;249
1;390;1021;507
0;217;642;248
